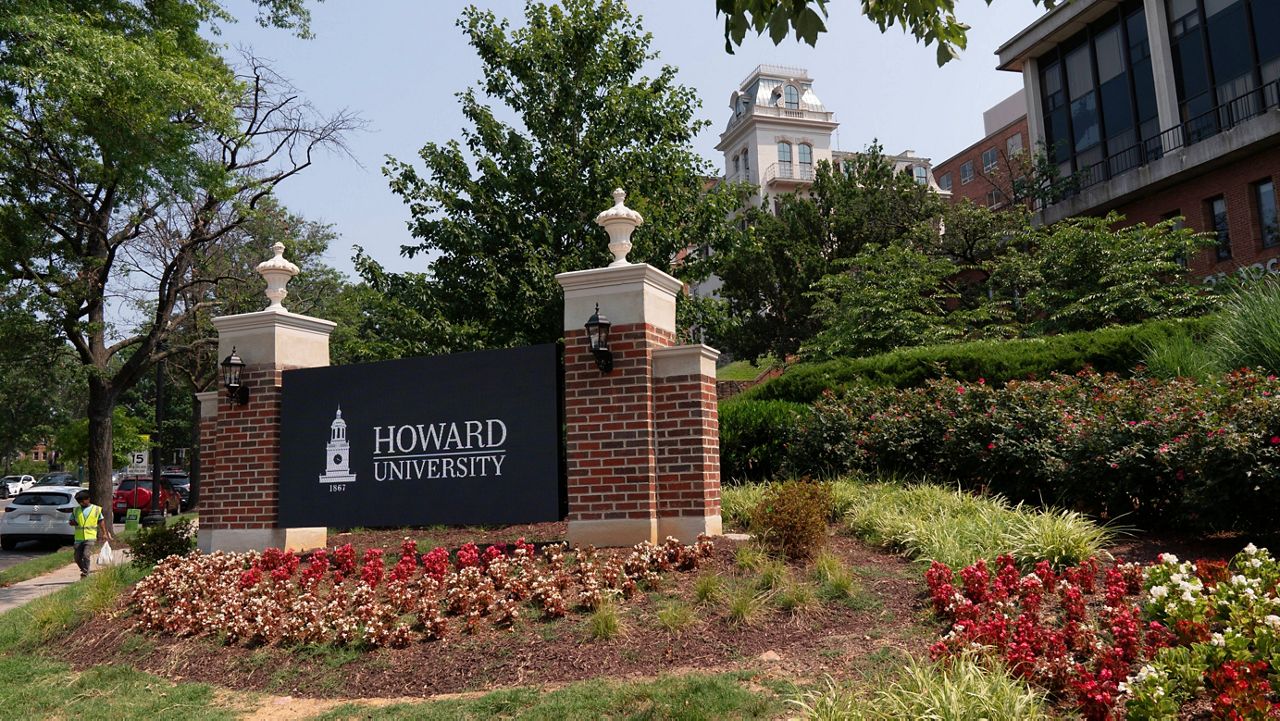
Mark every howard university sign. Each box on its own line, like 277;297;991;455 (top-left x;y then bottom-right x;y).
278;344;563;528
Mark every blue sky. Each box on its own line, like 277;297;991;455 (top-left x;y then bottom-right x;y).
215;1;1047;277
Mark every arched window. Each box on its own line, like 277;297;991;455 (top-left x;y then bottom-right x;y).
741;149;749;175
732;155;740;176
784;85;800;110
798;143;812;167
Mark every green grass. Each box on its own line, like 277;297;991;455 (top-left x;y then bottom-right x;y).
0;564;238;720
315;671;785;720
718;357;776;381
693;573;725;605
791;655;1050;720
722;482;769;532
655;600;697;634
839;479;1115;569
725;584;770;626
586;599;622;641
0;547;75;587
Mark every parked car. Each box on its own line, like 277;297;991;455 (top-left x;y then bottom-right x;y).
163;473;190;511
0;487;81;549
34;472;78;488
0;475;35;497
111;477;180;522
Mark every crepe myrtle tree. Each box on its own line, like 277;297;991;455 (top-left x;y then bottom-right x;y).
0;0;358;512
715;0;1058;65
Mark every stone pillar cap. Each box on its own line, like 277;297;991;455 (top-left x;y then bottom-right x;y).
256;242;301;310
594;188;643;268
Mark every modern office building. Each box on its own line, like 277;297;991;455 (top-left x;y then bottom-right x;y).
715;65;947;203
993;0;1280;282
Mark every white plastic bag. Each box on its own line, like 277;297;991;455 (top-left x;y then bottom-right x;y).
95;541;117;567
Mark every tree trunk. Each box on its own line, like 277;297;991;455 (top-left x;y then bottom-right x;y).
86;377;115;513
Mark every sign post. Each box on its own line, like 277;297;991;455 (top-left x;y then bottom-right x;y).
125;450;149;477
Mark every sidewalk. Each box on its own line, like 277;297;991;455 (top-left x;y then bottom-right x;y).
0;562;84;614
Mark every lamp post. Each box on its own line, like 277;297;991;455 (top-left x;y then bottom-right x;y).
142;343;167;528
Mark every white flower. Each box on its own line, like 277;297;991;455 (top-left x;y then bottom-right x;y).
1250;558;1262;568
1264;615;1280;629
1212;632;1226;646
1162;554;1180;564
1150;585;1168;600
1245;543;1259;555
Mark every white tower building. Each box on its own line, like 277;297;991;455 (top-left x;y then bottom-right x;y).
320;406;357;484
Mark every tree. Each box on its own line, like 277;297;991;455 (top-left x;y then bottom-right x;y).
711;146;945;361
985;213;1216;333
802;243;963;359
0;2;356;511
715;0;1057;65
369;0;740;356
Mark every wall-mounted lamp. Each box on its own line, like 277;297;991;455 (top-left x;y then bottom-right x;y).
221;346;250;405
584;304;613;374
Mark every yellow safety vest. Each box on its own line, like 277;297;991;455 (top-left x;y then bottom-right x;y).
74;505;102;542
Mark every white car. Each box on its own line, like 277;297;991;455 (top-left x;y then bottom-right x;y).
1;475;35;497
0;486;82;549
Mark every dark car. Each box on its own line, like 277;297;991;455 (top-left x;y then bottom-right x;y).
164;473;191;511
111;477;181;522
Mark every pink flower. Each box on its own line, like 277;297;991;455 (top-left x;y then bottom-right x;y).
956;385;966;394
1271;436;1280;445
987;442;996;450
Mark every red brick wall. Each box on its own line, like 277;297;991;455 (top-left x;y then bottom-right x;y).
935;117;1030;207
654;373;720;520
1115;144;1280;280
562;324;674;523
200;366;288;531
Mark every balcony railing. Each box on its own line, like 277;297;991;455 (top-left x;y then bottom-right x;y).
1062;79;1280;202
765;162;815;184
750;104;832;121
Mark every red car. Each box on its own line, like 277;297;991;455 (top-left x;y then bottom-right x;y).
112;476;181;522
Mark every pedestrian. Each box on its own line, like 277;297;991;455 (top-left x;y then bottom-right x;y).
69;490;112;579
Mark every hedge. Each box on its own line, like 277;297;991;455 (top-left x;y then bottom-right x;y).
736;316;1216;403
775;370;1280;533
718;399;810;484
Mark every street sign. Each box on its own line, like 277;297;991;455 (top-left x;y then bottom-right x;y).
125;450;149;476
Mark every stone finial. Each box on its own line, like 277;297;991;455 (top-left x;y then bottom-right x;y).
256;242;300;310
594;188;643;268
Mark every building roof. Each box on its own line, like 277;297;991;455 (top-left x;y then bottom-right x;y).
996;0;1125;72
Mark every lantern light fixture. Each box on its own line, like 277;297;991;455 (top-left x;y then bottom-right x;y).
221;346;250;405
584;303;613;374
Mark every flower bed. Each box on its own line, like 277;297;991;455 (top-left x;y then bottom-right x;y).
130;536;713;648
925;545;1280;719
786;369;1280;532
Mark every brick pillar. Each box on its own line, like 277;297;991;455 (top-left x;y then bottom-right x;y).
198;243;336;553
555;189;722;545
653;345;722;541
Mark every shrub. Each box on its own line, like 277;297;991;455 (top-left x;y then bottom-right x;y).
1215;277;1280;373
718;399;810;483
740;316;1216;403
1141;326;1220;381
129;516;197;568
788;370;1280;533
749;481;833;561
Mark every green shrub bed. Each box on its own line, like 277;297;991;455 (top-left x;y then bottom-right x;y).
778;370;1280;532
738;316;1214;403
718;400;811;483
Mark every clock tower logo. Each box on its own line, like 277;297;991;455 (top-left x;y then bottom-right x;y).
320;406;357;484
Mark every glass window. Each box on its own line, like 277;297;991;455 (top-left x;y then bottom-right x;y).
1255;1;1280;67
1210;195;1232;260
960;161;974;184
784;85;800;110
732;155;740;176
798;143;812;166
777;142;792;164
741;149;749;174
1206;0;1254;107
1071;93;1101;151
10;493;71;506
118;480;154;492
981;148;999;172
939;173;952;191
1007;133;1023;157
913;166;927;185
1257;180;1279;248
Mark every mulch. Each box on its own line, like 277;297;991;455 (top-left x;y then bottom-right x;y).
56;520;1270;702
61;530;931;700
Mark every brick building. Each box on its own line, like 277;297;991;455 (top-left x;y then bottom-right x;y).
934;91;1030;209
986;0;1280;283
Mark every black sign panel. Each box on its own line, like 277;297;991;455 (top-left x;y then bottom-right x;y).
279;344;563;528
